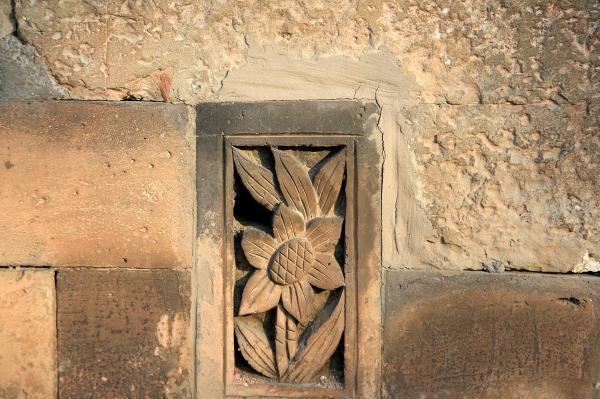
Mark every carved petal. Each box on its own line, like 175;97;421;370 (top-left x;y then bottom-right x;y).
306;217;343;253
313;149;346;215
282;290;345;383
307;253;345;290
233;148;281;210
281;280;315;324
272;204;305;242
275;304;298;377
272;148;319;220
242;228;278;269
239;270;282;315
235;317;278;379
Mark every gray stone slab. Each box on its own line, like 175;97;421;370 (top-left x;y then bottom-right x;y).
0;36;65;100
196;100;379;136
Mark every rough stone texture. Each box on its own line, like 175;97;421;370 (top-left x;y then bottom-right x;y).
0;269;56;399
0;101;194;268
0;0;12;37
0;36;66;100
58;269;192;398
13;0;598;104
383;270;600;399
10;0;599;273
386;103;599;273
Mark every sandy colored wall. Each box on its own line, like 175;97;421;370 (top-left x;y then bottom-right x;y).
0;0;598;398
3;0;597;273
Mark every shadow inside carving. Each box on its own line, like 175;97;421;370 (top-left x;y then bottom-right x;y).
231;145;347;387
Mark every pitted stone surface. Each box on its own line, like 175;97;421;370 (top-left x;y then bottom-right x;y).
0;269;56;399
383;103;599;273
13;0;598;104
0;101;194;268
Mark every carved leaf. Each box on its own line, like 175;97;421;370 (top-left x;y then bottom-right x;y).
242;228;278;269
239;270;282;315
233;148;281;210
307;253;345;290
275;304;298;377
286;314;298;359
281;279;315;324
272;204;305;242
235;317;278;379
313;150;346;215
306;217;343;253
282;290;345;383
272;148;319;220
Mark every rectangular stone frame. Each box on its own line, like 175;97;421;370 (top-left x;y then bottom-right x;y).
196;101;382;398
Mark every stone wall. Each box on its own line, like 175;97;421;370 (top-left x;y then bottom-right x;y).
0;0;598;397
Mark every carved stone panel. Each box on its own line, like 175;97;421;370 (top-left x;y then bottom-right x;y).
196;101;382;398
231;144;349;389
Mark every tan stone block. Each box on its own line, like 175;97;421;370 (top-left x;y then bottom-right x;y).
383;271;600;399
384;103;599;273
0;269;56;399
0;101;194;268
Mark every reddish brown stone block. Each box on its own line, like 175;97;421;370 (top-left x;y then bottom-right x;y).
0;101;194;268
383;271;600;399
57;269;192;398
0;269;56;398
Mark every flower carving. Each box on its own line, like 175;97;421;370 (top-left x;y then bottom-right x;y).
233;147;347;383
239;203;344;323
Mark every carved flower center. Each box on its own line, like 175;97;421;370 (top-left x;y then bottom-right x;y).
269;238;314;285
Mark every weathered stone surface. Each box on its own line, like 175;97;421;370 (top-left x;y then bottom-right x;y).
383;270;600;399
10;0;597;276
14;0;597;104
196;100;383;398
0;0;12;37
197;100;378;135
10;0;598;276
0;36;66;100
0;101;194;268
384;103;599;273
58;269;192;398
0;269;56;399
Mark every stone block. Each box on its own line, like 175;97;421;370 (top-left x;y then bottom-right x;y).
57;269;192;398
383;270;600;399
384;103;599;273
0;101;194;268
0;269;56;398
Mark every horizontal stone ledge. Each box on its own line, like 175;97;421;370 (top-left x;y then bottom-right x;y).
196;100;379;136
0;101;195;268
383;270;600;399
